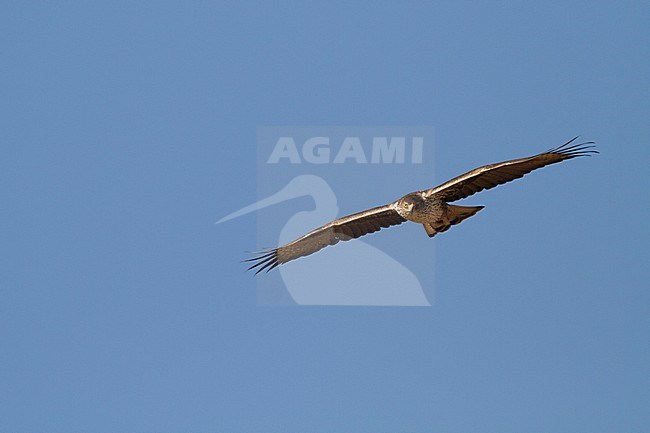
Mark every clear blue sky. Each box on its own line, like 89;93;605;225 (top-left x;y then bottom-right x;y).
2;1;649;431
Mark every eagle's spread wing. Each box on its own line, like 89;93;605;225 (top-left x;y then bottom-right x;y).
423;137;598;202
246;204;406;274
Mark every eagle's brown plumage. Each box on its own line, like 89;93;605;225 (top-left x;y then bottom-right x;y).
423;138;597;202
248;137;597;274
245;205;406;273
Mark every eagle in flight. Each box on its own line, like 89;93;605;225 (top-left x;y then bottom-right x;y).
248;137;597;274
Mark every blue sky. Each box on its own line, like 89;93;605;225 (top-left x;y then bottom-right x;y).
2;1;649;431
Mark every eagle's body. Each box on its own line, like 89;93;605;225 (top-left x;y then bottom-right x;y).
396;193;443;223
395;192;484;237
247;137;597;274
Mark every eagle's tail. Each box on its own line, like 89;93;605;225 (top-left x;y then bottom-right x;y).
448;204;484;225
422;204;484;238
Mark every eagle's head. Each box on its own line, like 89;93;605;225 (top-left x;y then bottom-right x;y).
396;193;425;216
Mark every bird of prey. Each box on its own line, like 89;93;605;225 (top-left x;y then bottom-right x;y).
248;137;597;274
